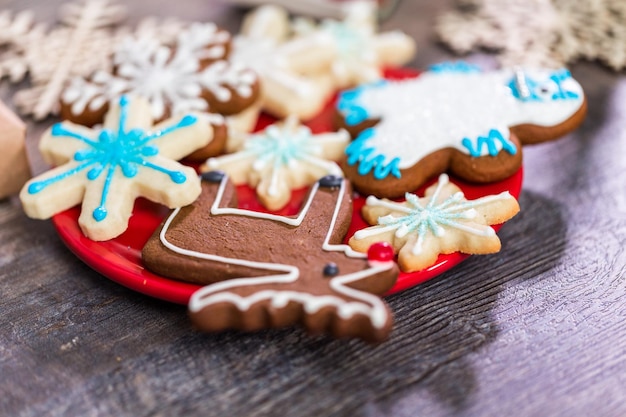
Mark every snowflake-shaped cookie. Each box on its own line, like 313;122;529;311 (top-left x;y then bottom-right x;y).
229;5;336;120
202;116;349;211
295;1;416;89
61;23;258;128
349;174;520;272
20;95;211;241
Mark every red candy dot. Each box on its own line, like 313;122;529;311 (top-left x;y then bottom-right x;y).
367;242;395;263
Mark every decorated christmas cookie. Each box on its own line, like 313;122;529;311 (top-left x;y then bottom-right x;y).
202;116;349;211
20;95;211;241
336;63;587;198
60;23;260;160
229;5;337;121
294;1;416;89
142;173;399;342
349;174;520;272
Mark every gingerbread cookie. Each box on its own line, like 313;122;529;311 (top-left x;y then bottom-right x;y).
142;173;399;342
336;63;587;198
229;5;337;121
60;23;260;160
202;116;349;211
20;95;211;241
349;174;520;272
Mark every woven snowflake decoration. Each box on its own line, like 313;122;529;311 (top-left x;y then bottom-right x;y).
0;9;46;83
436;0;626;70
20;95;211;241
203;115;349;211
8;0;128;120
349;174;520;272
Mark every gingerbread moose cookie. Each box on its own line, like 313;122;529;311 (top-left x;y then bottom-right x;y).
336;62;587;198
142;173;399;342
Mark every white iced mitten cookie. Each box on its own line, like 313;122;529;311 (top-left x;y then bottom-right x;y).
20;95;211;241
202;115;349;211
349;174;520;272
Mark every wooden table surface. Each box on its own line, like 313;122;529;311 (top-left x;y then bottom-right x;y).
2;0;625;416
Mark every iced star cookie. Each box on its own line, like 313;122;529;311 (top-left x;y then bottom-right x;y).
202;116;349;211
349;174;520;272
142;173;399;342
60;23;260;160
294;1;416;89
336;63;587;198
20;95;211;241
229;5;337;121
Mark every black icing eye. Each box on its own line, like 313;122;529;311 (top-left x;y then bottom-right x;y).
201;170;226;183
318;175;343;189
323;263;339;277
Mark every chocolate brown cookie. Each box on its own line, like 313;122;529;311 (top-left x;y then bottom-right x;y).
142;173;399;342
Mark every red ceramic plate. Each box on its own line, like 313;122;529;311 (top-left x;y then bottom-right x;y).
51;68;523;304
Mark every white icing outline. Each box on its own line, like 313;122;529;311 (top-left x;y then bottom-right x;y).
159;176;393;329
353;173;514;256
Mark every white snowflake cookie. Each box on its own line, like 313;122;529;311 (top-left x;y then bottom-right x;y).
20;95;211;241
294;1;416;89
229;5;337;121
202;115;349;211
349;174;520;272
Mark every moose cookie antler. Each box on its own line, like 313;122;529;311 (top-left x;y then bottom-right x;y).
142;173;399;342
336;63;587;198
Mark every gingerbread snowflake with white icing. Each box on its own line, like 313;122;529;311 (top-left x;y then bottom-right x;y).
349;174;520;272
20;95;211;241
203;116;349;211
61;22;258;127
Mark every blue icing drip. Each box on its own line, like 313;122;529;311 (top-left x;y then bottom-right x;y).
549;69;580;100
337;81;388;126
33;95;196;221
508;68;579;102
462;129;517;157
93;206;107;222
345;128;402;180
428;61;482;74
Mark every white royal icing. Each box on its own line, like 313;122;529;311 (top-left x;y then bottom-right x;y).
160;176;393;329
353;173;511;255
342;68;584;171
62;26;255;121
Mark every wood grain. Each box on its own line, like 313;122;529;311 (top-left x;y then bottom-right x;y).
1;1;626;416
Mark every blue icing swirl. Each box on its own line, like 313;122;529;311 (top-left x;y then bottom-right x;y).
428;61;482;74
28;95;197;222
345;128;402;180
508;68;580;102
462;129;517;157
337;80;388;126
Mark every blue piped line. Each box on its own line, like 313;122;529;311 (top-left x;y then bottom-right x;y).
27;160;98;194
462;129;517;157
137;115;198;146
345;128;402;180
141;161;186;183
93;164;118;222
51;124;101;148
